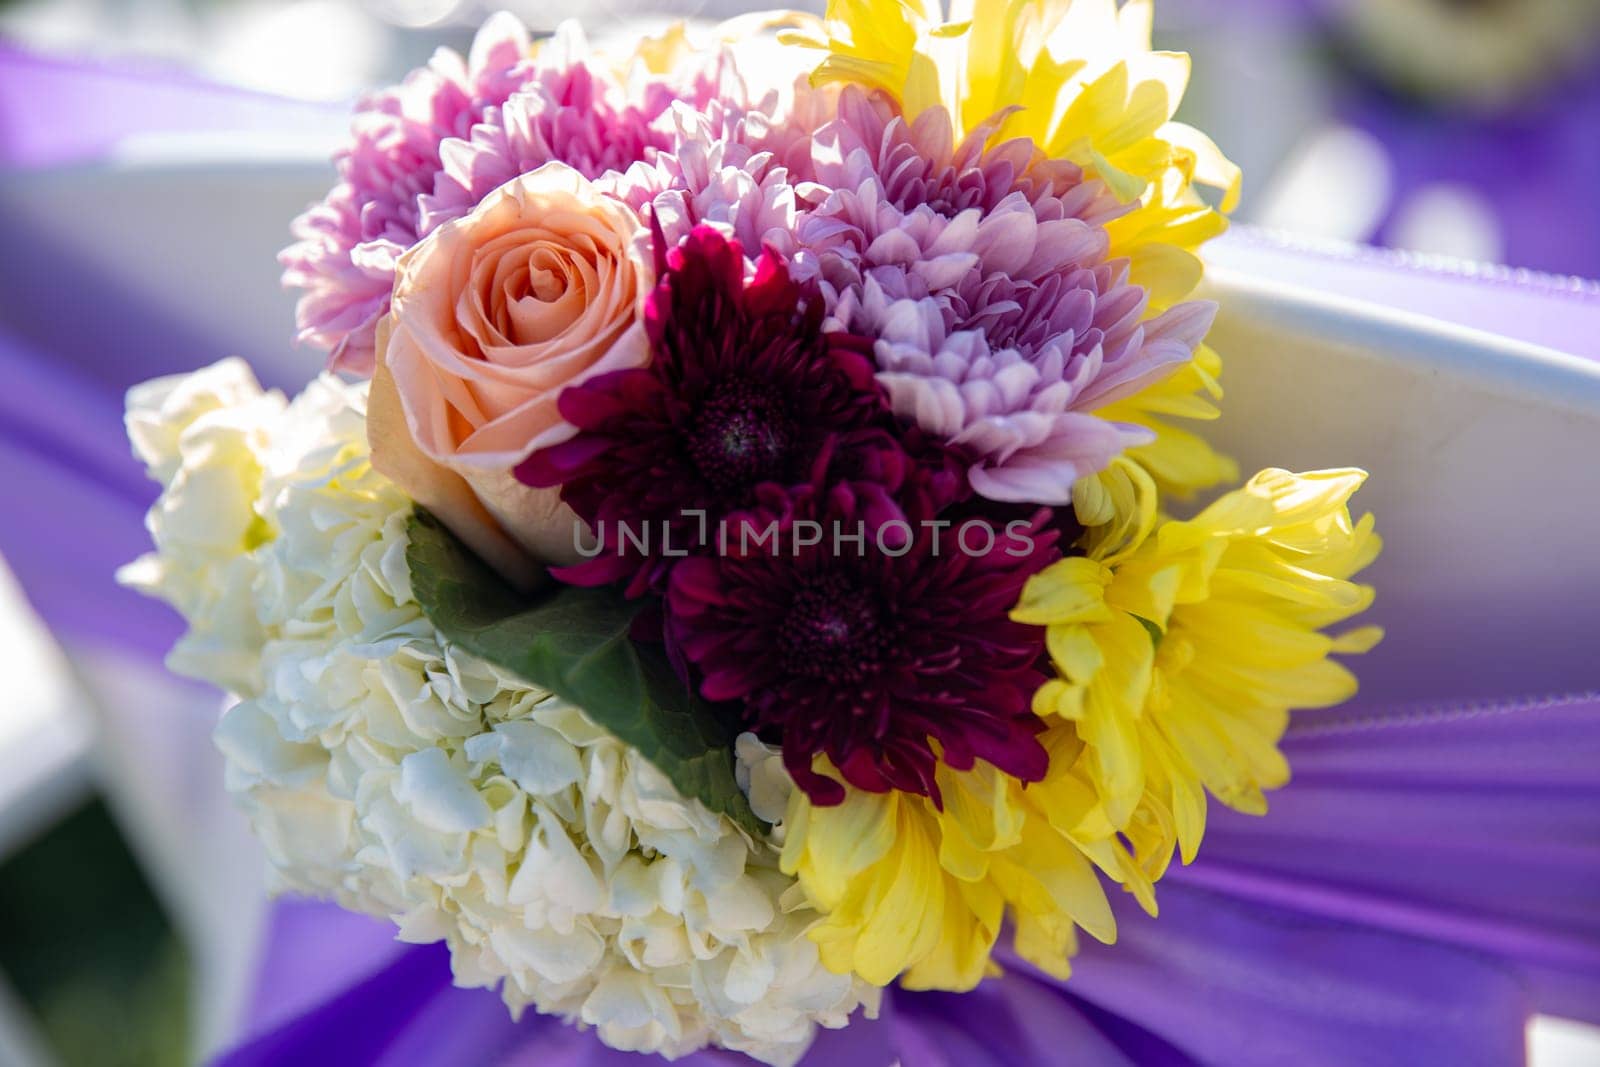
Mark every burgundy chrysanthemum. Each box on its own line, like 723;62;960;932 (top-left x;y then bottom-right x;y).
667;483;1059;806
516;225;896;596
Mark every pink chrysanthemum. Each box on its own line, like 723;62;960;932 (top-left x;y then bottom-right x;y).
414;49;679;238
280;13;538;372
282;18;695;373
416;28;800;239
607;100;799;266
797;88;1217;505
608;71;836;268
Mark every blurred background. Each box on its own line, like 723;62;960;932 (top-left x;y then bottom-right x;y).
5;0;1600;275
1;0;1598;1064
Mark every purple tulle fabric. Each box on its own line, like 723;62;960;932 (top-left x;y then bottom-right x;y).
215;694;1597;1066
3;46;1600;1067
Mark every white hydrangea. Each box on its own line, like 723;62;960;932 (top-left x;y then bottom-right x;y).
122;361;877;1065
119;358;286;693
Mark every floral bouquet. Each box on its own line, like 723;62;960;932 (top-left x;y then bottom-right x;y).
119;3;1383;1063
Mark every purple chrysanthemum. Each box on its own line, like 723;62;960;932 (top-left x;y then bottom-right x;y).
667;483;1058;805
796;87;1218;505
516;225;895;597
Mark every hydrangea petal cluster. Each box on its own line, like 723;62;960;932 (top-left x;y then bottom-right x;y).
517;225;886;596
119;362;878;1066
796;87;1217;505
118;358;286;694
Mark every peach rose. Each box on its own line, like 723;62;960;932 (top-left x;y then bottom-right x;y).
371;163;650;585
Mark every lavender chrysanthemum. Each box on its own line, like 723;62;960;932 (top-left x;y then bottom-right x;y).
797;88;1218;505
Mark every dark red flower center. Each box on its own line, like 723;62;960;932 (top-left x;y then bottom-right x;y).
778;570;896;683
688;378;795;494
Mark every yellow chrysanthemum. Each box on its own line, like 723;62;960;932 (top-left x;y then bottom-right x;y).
1090;343;1238;504
1014;468;1383;869
785;0;1237;290
769;3;1375;999
783;0;1241;501
780;735;1156;992
792;0;1237;202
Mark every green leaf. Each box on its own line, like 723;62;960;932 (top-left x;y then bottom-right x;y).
405;508;764;836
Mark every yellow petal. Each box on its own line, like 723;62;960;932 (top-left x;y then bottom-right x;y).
1011;558;1113;624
